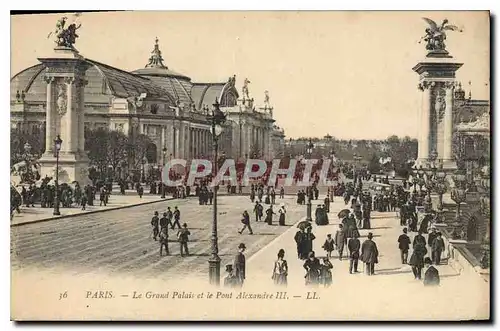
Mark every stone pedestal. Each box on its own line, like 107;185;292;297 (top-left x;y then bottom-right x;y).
37;47;91;185
413;53;462;170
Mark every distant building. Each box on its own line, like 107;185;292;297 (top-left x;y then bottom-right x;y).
10;38;285;164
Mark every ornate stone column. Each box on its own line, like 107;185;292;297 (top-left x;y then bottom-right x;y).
443;81;455;162
417;81;432;163
43;76;55;154
38;47;91;184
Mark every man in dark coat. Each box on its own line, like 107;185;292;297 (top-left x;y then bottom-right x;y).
361;232;379;276
398;228;411;264
423;257;440;286
303;226;316;258
428;227;438;254
348;232;361;274
335;224;347;261
431;232;445;265
151;211;159;241
409;242;427;280
238;210;253;235
234;243;246;287
294;228;306;259
413;230;427;249
224;264;238;288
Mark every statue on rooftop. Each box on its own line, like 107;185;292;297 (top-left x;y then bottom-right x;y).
419;18;462;53
242;78;251;100
48;14;82;48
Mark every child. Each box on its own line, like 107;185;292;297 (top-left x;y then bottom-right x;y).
322;234;335;259
320;257;333;287
159;227;169;256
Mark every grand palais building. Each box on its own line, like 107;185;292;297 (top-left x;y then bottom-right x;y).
10;38;286;166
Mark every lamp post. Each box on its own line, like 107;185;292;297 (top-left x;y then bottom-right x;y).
161;147;167;199
141;157;147;183
306;139;314;222
434;164;447;211
208;97;226;286
451;171;467;220
53;135;62;216
410;169;418;193
479;168;490;268
417;166;425;192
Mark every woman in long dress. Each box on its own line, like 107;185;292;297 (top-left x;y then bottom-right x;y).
278;205;286;226
272;249;288;286
303;251;321;286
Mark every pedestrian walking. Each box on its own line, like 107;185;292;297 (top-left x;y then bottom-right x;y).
238;210;253;235
224;264;238;288
431;232;445;265
159;227;169;256
278;204;286;226
160;212;170;230
99;187;107;206
279;187;285;199
177;223;191;256
322;234;335;259
409;242;427;280
428;226;438;253
423;257;440;286
320;257;333;287
413;230;427;249
294;227;307;260
334;224;347;260
151;211;159;241
234;243;246;287
398;228;411;264
303;251;321;286
303;226;316;257
361;232;379;276
171;206;181;229
348;232;361;274
265;205;275;225
272;249;288;286
253;201;263;222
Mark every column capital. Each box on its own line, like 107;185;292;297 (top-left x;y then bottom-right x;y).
443;81;455;90
64;77;76;85
43;76;55;84
418;81;435;91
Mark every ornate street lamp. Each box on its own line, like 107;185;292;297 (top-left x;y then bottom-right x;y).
141;157;147;183
305;139;314;222
411;169;419;193
434;165;447;211
451;171;467;220
479;168;490;269
53;135;63;216
208;97;226;286
417;166;425;192
161;147;167;198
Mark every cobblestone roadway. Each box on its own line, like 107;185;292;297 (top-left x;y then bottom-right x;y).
11;195;309;280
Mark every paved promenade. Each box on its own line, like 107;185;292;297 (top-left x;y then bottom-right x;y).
245;198;489;320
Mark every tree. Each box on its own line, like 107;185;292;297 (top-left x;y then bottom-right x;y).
368;154;381;174
85;128;130;172
10;128;45;165
129;134;154;169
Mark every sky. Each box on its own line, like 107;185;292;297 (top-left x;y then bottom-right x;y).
10;11;490;140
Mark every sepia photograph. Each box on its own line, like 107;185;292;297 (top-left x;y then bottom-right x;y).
9;10;490;321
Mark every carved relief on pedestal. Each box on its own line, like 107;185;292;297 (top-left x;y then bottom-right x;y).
56;82;67;116
434;87;446;123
